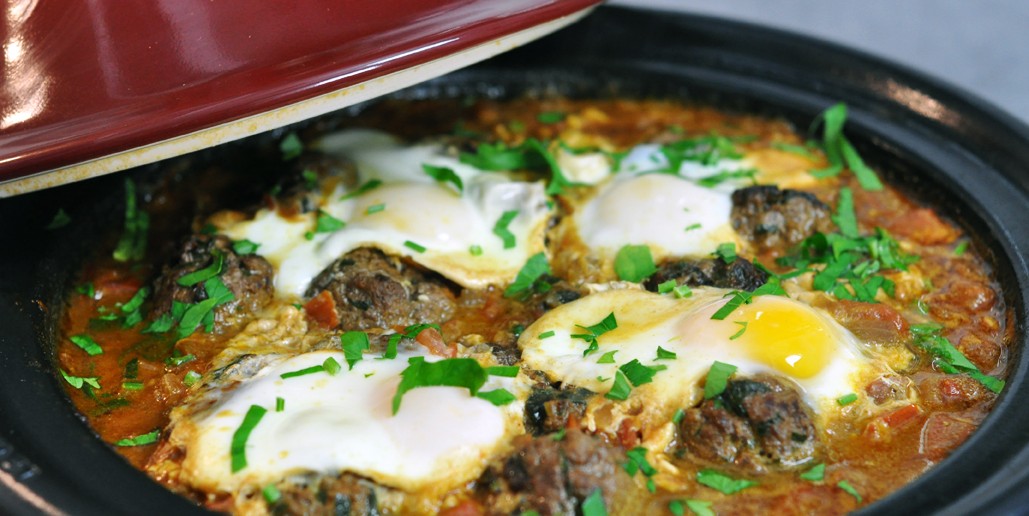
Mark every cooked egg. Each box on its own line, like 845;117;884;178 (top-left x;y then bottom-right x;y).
178;348;526;495
520;288;895;425
221;129;549;297
570;143;753;263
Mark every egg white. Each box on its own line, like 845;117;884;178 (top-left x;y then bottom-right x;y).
178;348;527;494
221;129;550;298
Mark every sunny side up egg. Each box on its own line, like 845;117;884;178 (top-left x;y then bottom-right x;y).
564;142;754;267
519;287;898;433
221;129;550;298
176;348;529;496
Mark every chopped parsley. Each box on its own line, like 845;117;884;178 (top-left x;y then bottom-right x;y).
459;138;579;195
469;245;483;256
729;321;748;340
476;388;517;406
710;282;787;320
404;240;427;253
672;408;686;425
954;241;969;256
305;210;345;240
837;393;859;406
597;350;618;364
809;103;883;190
504;252;551;299
656;134;746;172
122;381;144;391
76;282;96;298
275;397;285;412
279;132;303;160
624;447;658;493
831;187;859;238
537;111;566;124
492;210;520;249
115;429;160;447
684;223;702;232
910;323;1004;393
605;371;632;401
231;405;267;472
232;239;260;255
341;331;370;370
703;361;737;399
340;179;383;200
580;488;607;516
696;469;757;494
422;164;464;193
166;353;196;367
800;463;825;482
392;357;496;414
837;480;863;503
45;209;71;230
60;370;100;390
262;484;282;504
119;287;149;327
696;168;758;188
112;179;149;262
571;312;618;356
70;334;103;356
323;356;342;375
620;359;666;387
538;330;555;339
183;371;202;387
385;323;443;359
771;141;819;160
365;203;385;215
669;500;715;516
485;365;520;377
714;242;737;264
279;364;327;379
614;244;656;282
173;277;235;338
177;250;224;287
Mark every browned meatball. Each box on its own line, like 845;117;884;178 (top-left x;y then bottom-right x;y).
305;247;456;331
644;257;768;292
151;234;275;327
677;375;820;474
731;185;835;255
476;430;634;516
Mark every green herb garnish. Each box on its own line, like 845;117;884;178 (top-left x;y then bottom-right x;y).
696;469;757;494
504;252;551;299
115;429;160;447
614;244;656;282
703;361;737;399
341;331;370;370
230;405;267;472
422;164;464;193
493;210;520;249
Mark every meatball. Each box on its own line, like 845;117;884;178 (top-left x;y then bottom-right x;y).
476;430;633;516
151;234;275;325
731;185;834;255
524;386;595;436
644;258;768;292
305;247;456;330
677;375;820;473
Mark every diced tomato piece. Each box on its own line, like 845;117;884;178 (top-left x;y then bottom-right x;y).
881;404;921;428
93;268;144;302
616;419;641;448
920;413;976;461
823;299;908;345
415;327;455;357
439;500;484;516
303;290;339;329
863;404;921;442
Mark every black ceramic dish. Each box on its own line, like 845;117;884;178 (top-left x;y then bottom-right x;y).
1;6;1027;515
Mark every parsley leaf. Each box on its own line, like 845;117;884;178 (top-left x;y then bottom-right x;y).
571;312;618;356
476;388;517;406
800;463;825;482
605;371;632;400
112;179;149;262
232;239;260;255
831;187;859;238
61;369;101;390
537;111;565;124
340;331;370;370
504;252;551;299
714;242;737;264
620;359;665;387
703;361;737;399
809;103;883;190
837;480;863;503
656;346;677;360
231;405;267;472
614;244;656;282
422;164;464;193
70;334;103;356
115;429;160;447
580;489;607;516
696;469;757;494
392;357;488;414
492;210;520;249
177;250;224;287
279;132;303;160
340;179;382;200
911;323;1004;393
